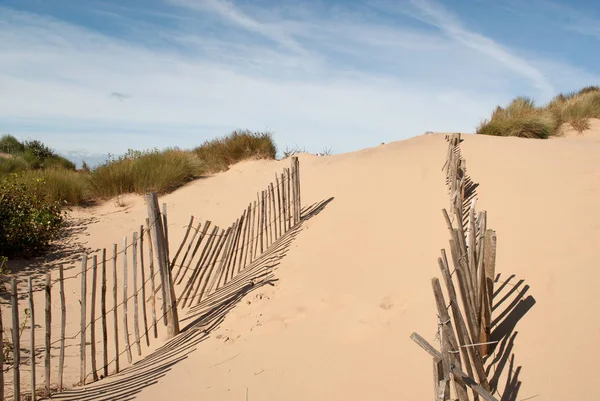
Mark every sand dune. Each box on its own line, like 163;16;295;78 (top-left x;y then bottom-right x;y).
10;127;600;401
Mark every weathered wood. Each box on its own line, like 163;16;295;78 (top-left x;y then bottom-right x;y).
145;218;158;339
482;229;497;356
112;244;120;373
269;182;279;242
11;279;20;401
197;228;228;304
178;223;214;307
295;157;301;222
80;255;87;385
90;255;99;381
241;204;252;271
224;220;241;284
230;212;246;278
286;168;292;227
432;278;469;401
468;199;477;296
250;201;257;261
132;232;142;356
281;173;288;233
58;264;66;391
450;235;480;344
28;277;36;401
138;226;150;347
101;249;108;377
260;191;265;252
409;332;441;361
145;193;179;337
183;225;219;307
122;237;132;363
171;215;194;279
44;273;51;395
291;157;298;224
439;251;489;394
433;358;449;401
276;175;282;236
175;221;203;285
208;226;234;294
162;203;170;267
450;367;500;401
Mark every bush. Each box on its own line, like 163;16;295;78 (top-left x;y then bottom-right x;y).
88;148;200;199
0;174;65;257
0;156;29;176
194;130;277;173
0;135;25;154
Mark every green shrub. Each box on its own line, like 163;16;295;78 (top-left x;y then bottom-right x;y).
0;174;65;257
194;130;277;173
88;148;200;198
0;135;25;154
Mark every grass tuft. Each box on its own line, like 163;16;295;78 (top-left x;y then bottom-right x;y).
194;130;277;173
478;86;600;137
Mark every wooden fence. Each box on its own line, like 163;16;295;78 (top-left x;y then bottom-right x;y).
0;157;301;400
411;134;500;401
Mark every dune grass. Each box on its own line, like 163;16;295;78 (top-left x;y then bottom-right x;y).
88;148;201;199
477;86;600;138
194;129;277;173
0;130;278;206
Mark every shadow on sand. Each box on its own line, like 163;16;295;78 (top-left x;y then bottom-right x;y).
48;197;334;401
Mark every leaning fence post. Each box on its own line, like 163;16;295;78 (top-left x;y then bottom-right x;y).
145;193;179;338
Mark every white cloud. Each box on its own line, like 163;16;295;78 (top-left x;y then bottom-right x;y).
0;2;594;157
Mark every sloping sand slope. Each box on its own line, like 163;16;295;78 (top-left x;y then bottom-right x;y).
60;129;600;400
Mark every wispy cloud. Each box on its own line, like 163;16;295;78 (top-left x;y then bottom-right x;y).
0;1;595;157
392;0;556;96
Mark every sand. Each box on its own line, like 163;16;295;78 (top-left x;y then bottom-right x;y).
5;120;600;400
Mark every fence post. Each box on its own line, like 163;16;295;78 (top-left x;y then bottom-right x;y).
44;273;51;396
144;192;180;338
28;277;36;401
79;255;87;385
11;278;20;401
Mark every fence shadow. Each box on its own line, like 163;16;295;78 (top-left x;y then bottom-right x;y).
483;273;536;401
2;216;96;301
47;197;333;401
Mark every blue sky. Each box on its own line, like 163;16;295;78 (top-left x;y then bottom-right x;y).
1;0;599;165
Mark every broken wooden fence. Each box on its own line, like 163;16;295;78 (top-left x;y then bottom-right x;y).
411;134;499;401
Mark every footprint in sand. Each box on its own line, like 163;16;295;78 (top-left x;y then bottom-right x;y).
379;296;394;310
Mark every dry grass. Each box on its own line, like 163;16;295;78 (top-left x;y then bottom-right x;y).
194;130;277;173
478;86;600;138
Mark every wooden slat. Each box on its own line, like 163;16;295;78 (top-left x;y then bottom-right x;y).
44;274;51;396
241;204;252;271
28;277;36;401
90;256;99;382
281;172;288;233
439;251;489;394
170;215;194;279
145;218;158;339
132;232;142;356
122;237;132;363
58;265;66;390
178;223;214;307
11;279;20;401
270;182;278;240
185;226;220;306
162;203;170;267
276;175;282;236
80;255;87;385
138;226;150;347
432;278;469;401
101;249;108;377
260;191;265;252
174;220;201;284
197;228;228;304
286;168;291;228
112;244;120;373
481;229;497;356
250;201;256;262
